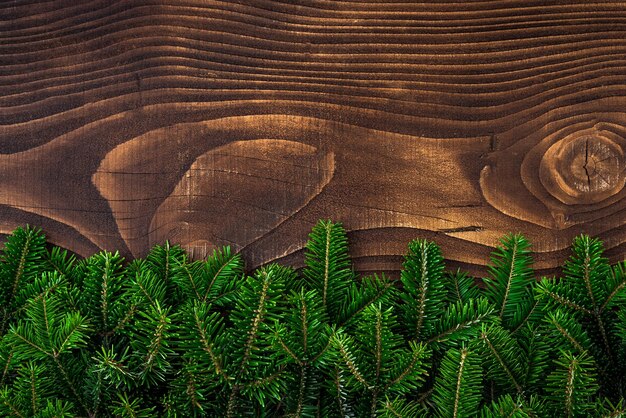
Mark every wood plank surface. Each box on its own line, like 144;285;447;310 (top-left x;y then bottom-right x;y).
1;0;625;276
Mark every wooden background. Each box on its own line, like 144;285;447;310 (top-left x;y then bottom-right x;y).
1;0;625;276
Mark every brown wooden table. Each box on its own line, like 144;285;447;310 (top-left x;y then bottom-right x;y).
1;1;625;276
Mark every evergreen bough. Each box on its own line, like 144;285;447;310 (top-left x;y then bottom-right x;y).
0;223;625;417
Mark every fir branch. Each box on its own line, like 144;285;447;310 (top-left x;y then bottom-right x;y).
311;330;336;364
333;333;369;388
145;242;187;306
176;260;202;301
240;269;272;376
184;369;203;414
191;307;228;378
301;295;309;355
225;385;240;418
26;363;39;415
483;234;534;331
480;394;527;418
323;224;330;307
601;281;626;313
375;307;383;384
273;326;302;366
399;239;446;341
109;303;138;336
432;346;482;418
112;392;155;418
426;298;494;346
415;254;428;338
331;367;353;417
454;350;469;417
478;324;524;395
381;398;405;418
510;296;542;335
294;365;307;417
302;220;354;322
45;247;76;277
53;356;90;416
0;223;625;416
8;330;51;358
545;310;590;355
173;246;244;305
499;238;519;318
91;345;134;389
517;325;551;392
0;347;12;387
0;388;25;418
536;279;593;315
379;396;423;418
444;269;480;306
138;303;171;382
339;274;395;328
79;251;126;335
13;272;65;319
273;288;331;372
563;236;615;362
8;233;33;318
546;350;599;418
201;248;241;302
565;361;576;417
581;248;597;307
385;341;429;392
55;313;90;357
133;273;158;309
244;366;285;390
0;226;47;334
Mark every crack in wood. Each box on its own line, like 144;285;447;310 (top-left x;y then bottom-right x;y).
583;137;591;189
438;226;484;233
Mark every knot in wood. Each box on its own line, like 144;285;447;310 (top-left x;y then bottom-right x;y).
539;132;625;205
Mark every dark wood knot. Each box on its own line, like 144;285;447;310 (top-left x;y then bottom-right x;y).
539;131;625;205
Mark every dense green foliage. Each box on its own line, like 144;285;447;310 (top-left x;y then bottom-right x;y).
1;222;625;417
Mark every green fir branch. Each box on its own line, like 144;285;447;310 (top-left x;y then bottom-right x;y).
0;224;624;416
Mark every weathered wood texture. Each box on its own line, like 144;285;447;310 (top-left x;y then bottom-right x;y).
1;1;625;276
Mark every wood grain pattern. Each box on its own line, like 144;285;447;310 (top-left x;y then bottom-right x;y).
1;0;625;276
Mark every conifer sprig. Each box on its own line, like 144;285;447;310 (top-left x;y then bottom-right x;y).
0;223;624;416
302;220;354;322
483;234;536;331
399;239;446;342
0;226;47;334
432;346;482;418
